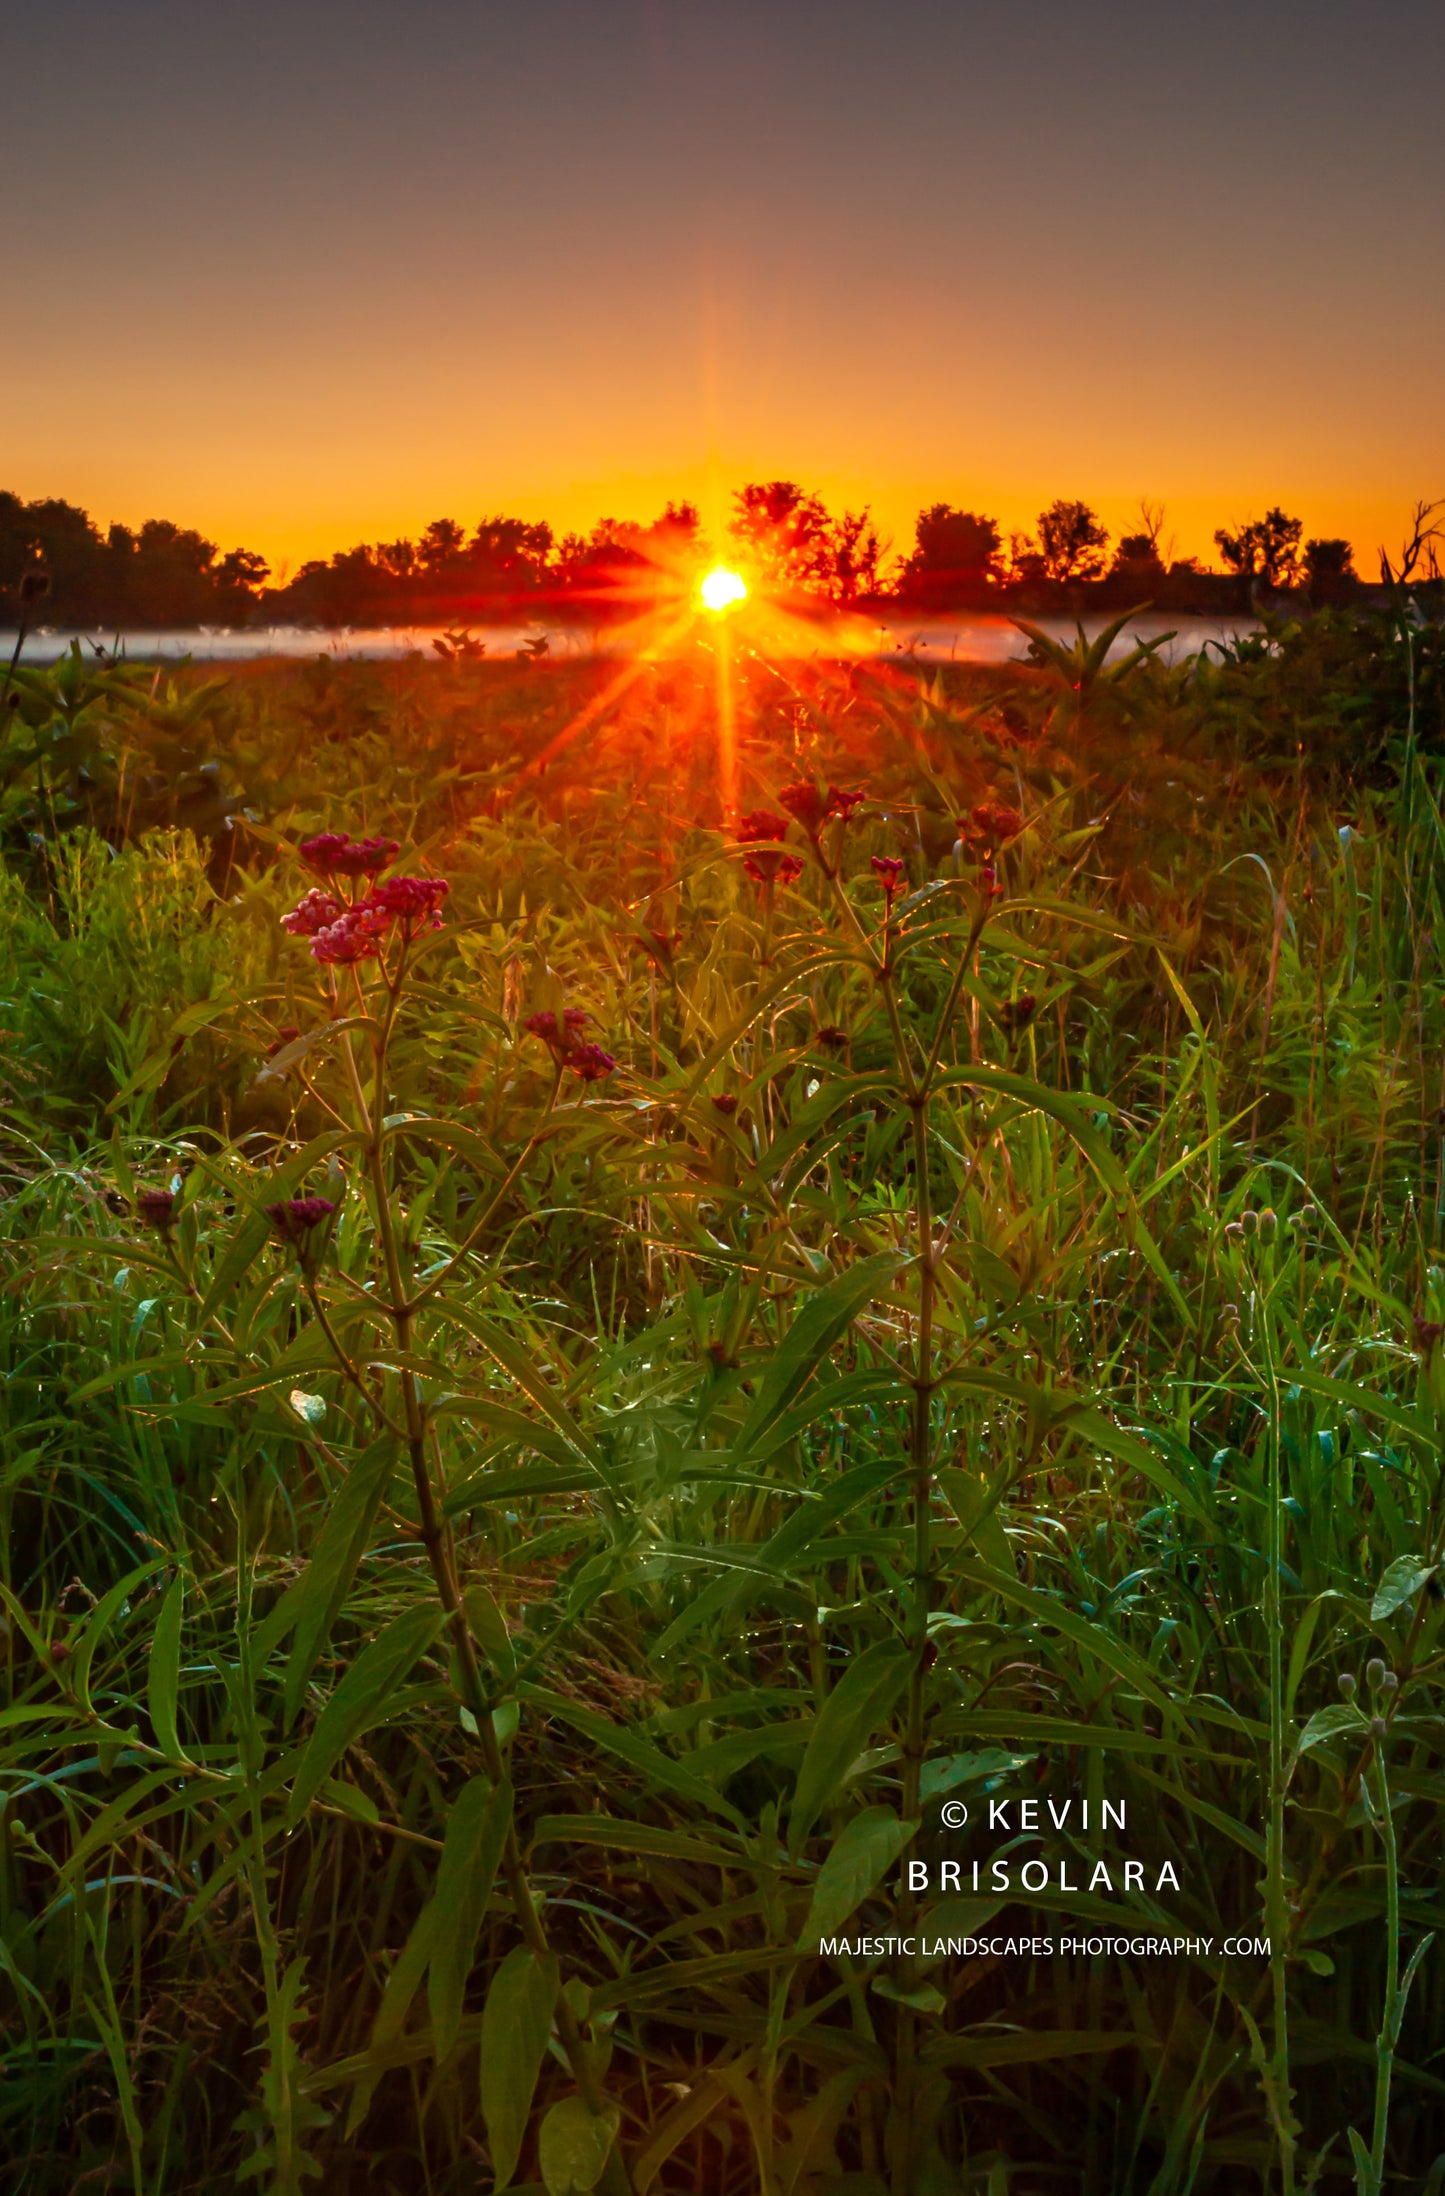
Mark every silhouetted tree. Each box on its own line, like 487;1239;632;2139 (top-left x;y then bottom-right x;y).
730;482;836;593
1303;537;1357;604
898;505;1001;604
730;482;885;603
1215;508;1303;589
1108;533;1168;585
1035;499;1110;583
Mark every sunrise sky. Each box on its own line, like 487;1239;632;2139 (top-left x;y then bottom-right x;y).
6;0;1443;578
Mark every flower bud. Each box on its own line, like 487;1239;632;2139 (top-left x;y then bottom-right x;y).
1258;1208;1278;1243
1380;1669;1399;1694
1370;1716;1388;1739
1239;1209;1259;1239
1366;1656;1387;1692
1337;1671;1356;1698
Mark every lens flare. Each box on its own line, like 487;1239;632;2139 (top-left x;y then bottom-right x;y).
700;566;747;613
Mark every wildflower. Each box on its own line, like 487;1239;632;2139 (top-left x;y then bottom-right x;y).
299;831;400;878
567;1043;616;1083
744;849;804;887
523;1008;591;1059
977;863;1004;902
265;1025;302;1057
827;786;866;822
961;802;1025;847
310;906;388;965
998;992;1037;1031
136;1188;177;1229
1413;1315;1444;1355
281;889;344;937
779;782;826;833
710;1092;739;1116
265;1195;336;1242
736;809;789;844
871;854;906;902
815;1024;848;1050
364;874;450;933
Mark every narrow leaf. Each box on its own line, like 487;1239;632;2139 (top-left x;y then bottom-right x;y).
146;1574;187;1761
427;1775;513;2061
288;1604;444;1822
481;1946;559;2189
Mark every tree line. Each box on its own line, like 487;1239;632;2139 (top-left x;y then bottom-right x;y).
2;481;1437;631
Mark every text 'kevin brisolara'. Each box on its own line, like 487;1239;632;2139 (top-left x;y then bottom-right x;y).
902;1855;1182;1894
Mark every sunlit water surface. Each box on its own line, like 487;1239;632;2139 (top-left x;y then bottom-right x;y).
3;612;1251;669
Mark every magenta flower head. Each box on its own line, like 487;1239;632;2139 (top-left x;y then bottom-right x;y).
310;907;388;965
265;1195;336;1244
364;874;451;934
871;854;906;902
567;1043;616;1083
744;848;804;888
735;809;790;845
779;782;826;833
136;1188;177;1230
523;1007;590;1059
961;802;1024;849
299;831;401;879
827;786;867;823
281;889;344;937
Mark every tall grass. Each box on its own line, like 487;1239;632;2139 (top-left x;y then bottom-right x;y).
1;628;1443;2194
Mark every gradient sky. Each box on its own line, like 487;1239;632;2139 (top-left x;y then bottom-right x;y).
4;0;1442;577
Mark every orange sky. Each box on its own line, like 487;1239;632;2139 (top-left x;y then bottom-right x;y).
5;1;1442;582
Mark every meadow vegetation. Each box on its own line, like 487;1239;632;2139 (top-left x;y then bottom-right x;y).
2;608;1445;2195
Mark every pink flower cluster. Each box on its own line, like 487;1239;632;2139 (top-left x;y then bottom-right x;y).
265;1195;336;1241
744;848;804;888
299;831;400;878
280;834;450;967
871;854;906;903
522;1009;615;1083
778;782;868;833
736;809;790;845
959;803;1025;850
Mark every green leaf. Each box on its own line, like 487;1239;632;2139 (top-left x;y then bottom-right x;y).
427;1775;512;2062
251;1437;397;1721
790;1641;912;1857
318;1779;379;1825
871;1976;946;2015
287;1604;445;1822
922;2028;1142;2070
1296;1703;1364;1756
800;1806;916;1947
481;1947;559;2189
1371;1554;1438;1623
146;1573;187;1761
463;1583;516;1681
733;1253;906;1462
538;2096;621;2196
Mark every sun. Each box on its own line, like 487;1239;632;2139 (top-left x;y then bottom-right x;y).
699;565;747;613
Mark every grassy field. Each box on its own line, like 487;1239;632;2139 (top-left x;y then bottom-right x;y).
2;611;1444;2196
